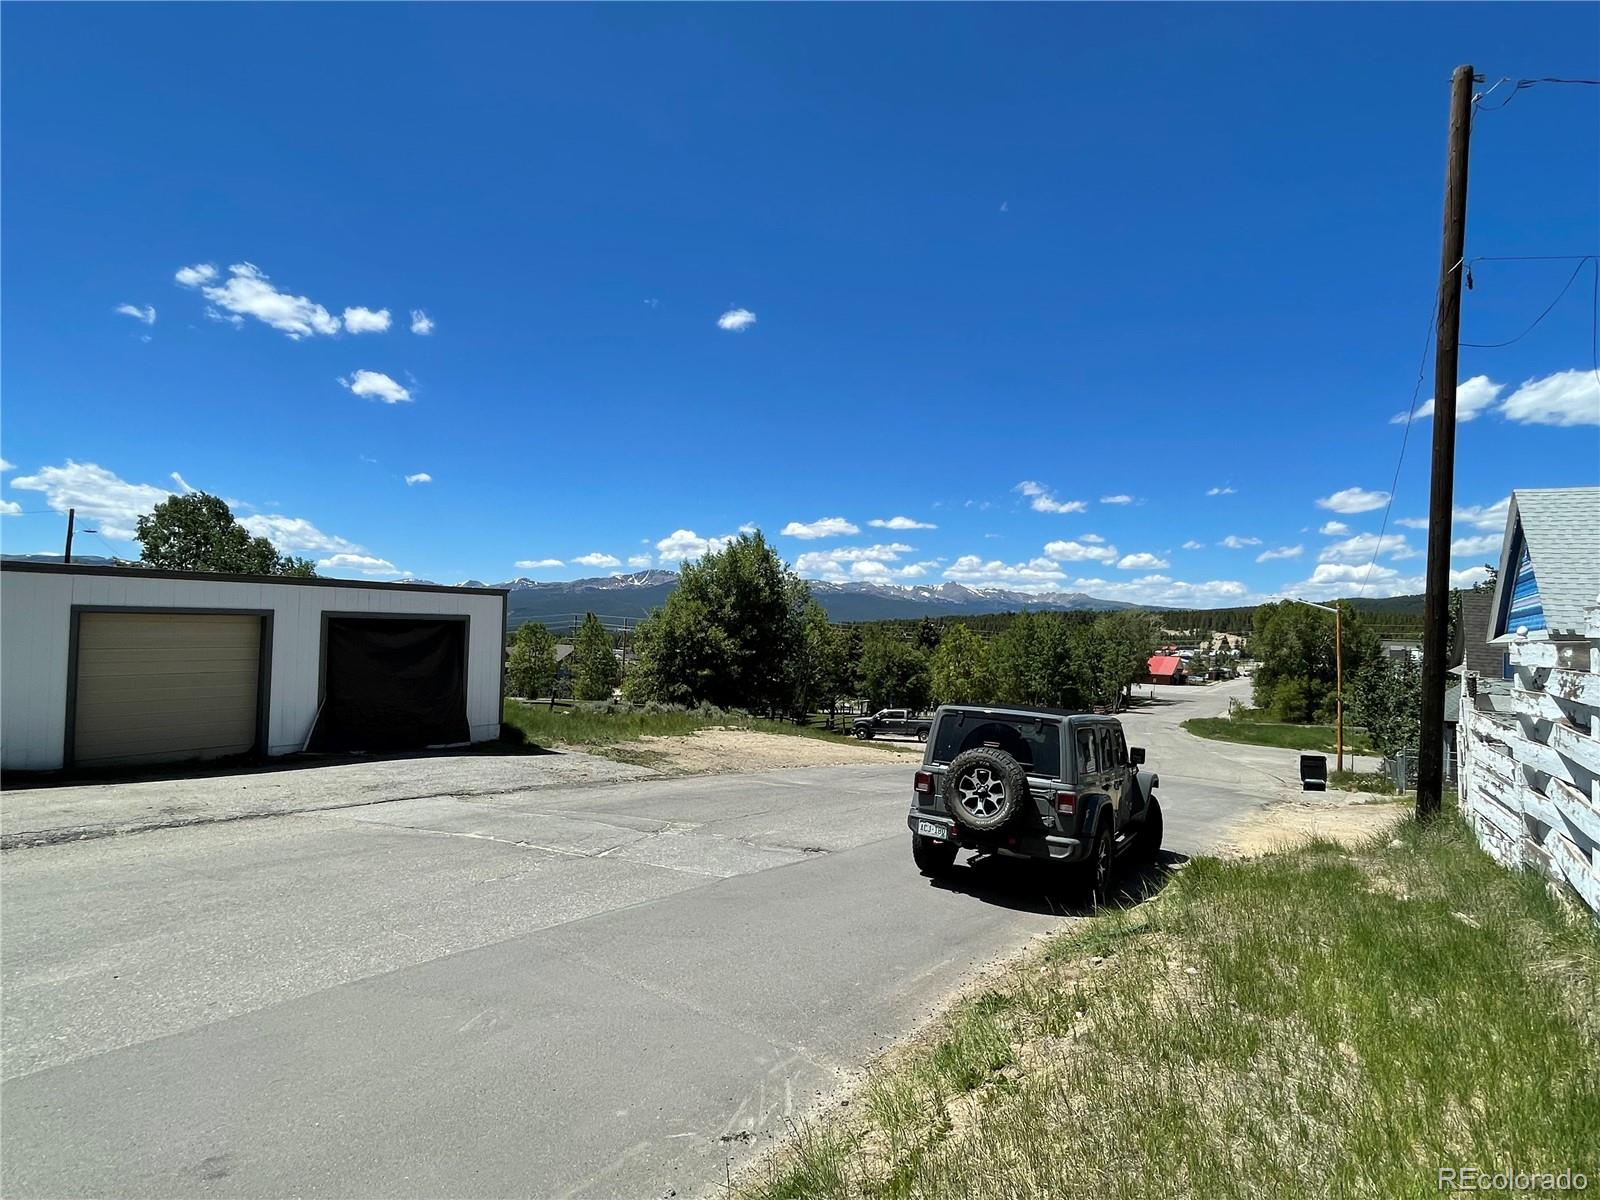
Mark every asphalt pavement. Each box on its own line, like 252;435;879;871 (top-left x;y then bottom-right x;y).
1;680;1298;1199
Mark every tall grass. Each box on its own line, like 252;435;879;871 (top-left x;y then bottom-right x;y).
738;810;1600;1200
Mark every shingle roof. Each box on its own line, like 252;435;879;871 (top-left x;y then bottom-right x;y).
1490;487;1600;640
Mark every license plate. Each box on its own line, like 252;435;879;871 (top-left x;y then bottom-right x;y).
917;821;946;840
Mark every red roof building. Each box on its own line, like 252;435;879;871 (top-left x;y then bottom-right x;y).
1146;655;1186;684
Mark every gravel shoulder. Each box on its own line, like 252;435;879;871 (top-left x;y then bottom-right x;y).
590;727;922;774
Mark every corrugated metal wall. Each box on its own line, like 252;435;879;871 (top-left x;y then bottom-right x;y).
0;569;504;770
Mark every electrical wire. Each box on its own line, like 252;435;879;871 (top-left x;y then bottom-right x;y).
1461;256;1593;347
1474;75;1600;112
1358;280;1443;599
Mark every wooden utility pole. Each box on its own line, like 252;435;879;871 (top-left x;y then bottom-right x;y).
63;508;76;564
1334;605;1344;774
1417;64;1475;820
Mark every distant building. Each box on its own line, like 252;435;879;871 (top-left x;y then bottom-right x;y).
1146;654;1186;685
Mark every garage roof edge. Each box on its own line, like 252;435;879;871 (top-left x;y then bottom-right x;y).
0;560;509;597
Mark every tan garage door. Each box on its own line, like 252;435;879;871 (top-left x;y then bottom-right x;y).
72;612;262;767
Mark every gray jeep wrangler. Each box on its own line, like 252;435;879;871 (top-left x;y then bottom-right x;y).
906;704;1162;904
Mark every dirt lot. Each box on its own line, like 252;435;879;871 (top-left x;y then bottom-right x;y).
592;728;923;774
1214;791;1411;856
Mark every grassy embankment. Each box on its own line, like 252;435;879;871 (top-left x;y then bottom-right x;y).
1182;707;1375;756
738;808;1599;1200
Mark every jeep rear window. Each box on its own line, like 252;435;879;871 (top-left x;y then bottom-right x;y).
932;715;1061;778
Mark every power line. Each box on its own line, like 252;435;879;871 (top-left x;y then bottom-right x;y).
1359;289;1441;598
1462;256;1593;347
1473;75;1600;112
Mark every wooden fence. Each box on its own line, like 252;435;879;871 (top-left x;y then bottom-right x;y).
1456;597;1600;914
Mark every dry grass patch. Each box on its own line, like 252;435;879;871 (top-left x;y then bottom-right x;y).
733;810;1600;1200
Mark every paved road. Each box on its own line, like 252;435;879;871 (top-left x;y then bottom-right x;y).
2;685;1295;1199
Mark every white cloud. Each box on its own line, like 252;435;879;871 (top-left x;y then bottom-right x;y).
1220;535;1262;549
781;516;860;540
943;555;1069;589
1396;374;1503;424
893;561;939;579
795;543;915;577
1450;532;1501;558
1451;498;1511;532
342;306;392;334
1499;369;1600;427
572;552;622;568
1100;494;1134;505
1116;552;1169;570
1181;539;1205;550
1451;565;1493;589
656;529;736;562
10;460;171;540
404;472;432;486
1080;533;1105;543
410;309;435;336
1316;487;1390;514
318;552;406;578
1395;516;1429;530
627;554;653;568
1206;486;1236;496
205;306;244;328
174;263;218;287
717;308;757;332
1256;545;1304;562
869;516;937;531
851;561;891;579
1015;481;1087;514
170;471;197;494
339;370;412;404
1318;521;1350;536
1068;575;1253;606
515;559;564;569
737;522;758;534
199;263;340;339
239;514;360;555
115;303;156;325
0;459;13;471
1303;562;1398;587
1043;539;1119;563
1318;532;1416;563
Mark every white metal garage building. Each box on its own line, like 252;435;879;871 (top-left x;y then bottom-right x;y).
0;562;507;772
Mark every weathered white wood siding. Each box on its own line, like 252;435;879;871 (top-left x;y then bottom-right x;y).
1457;597;1600;915
1;569;505;770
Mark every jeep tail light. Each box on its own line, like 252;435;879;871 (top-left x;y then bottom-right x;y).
914;771;934;795
1054;791;1076;815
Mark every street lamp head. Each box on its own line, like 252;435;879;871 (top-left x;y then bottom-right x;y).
1290;597;1339;614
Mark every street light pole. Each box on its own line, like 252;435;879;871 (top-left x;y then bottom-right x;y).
1291;598;1344;773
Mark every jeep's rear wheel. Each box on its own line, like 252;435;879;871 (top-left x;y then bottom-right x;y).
1135;796;1163;862
1081;825;1114;908
912;834;958;876
944;747;1030;834
916;728;929;744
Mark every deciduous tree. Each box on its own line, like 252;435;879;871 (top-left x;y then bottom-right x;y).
624;532;811;712
135;492;315;576
929;623;995;706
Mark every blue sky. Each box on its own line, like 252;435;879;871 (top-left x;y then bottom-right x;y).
2;3;1596;605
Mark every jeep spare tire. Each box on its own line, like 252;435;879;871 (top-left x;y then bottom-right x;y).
944;746;1030;833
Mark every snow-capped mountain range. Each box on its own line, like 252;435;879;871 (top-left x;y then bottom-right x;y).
421;570;1145;626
